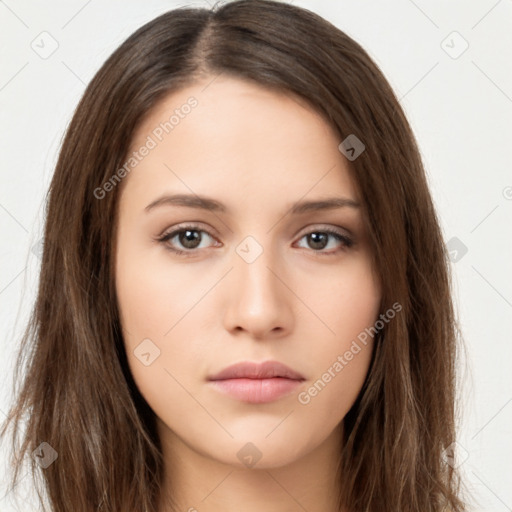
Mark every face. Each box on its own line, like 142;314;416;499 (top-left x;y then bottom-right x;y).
114;75;381;470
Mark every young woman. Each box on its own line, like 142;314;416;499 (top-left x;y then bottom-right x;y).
1;1;468;510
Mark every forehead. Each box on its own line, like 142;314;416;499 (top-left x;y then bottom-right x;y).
122;76;360;210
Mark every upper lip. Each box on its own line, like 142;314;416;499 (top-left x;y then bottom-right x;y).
208;361;305;381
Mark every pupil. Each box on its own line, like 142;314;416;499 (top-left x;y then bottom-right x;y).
180;230;201;249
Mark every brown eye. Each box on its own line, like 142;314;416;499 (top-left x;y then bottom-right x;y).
306;232;329;250
157;225;218;255
175;229;202;249
296;229;353;254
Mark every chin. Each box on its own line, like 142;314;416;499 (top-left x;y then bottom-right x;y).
198;430;317;471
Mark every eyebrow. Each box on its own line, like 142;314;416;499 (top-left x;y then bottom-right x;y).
144;193;360;214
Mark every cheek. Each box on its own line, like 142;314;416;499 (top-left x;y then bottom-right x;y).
114;237;204;405
294;256;381;412
115;233;209;341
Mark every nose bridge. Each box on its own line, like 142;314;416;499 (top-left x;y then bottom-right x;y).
234;233;282;305
223;233;292;337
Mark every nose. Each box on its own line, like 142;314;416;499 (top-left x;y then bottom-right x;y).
222;242;294;340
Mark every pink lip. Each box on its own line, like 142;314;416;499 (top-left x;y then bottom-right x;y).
208;361;305;404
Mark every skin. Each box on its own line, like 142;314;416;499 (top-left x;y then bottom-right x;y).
114;75;382;512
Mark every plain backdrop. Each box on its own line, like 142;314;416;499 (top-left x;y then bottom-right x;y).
1;1;511;510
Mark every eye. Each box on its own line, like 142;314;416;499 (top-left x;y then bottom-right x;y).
156;224;353;257
156;224;219;256
295;228;353;255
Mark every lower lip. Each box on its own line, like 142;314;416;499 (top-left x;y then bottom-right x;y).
209;377;303;404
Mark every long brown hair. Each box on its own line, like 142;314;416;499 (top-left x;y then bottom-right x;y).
1;1;468;510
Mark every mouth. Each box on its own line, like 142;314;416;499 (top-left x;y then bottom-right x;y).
207;360;305;404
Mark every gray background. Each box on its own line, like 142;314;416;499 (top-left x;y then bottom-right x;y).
1;0;511;510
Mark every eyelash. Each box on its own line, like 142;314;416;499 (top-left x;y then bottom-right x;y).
156;223;354;258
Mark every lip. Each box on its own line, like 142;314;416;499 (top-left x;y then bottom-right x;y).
208;361;305;404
